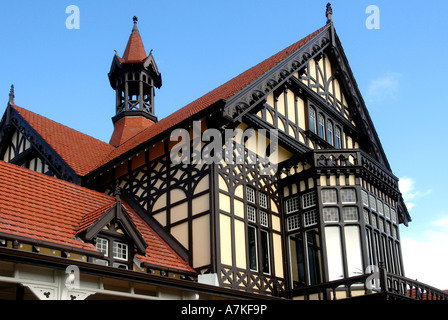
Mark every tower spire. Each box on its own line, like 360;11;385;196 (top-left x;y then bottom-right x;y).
108;17;162;147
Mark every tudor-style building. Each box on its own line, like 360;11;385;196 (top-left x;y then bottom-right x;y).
0;5;446;300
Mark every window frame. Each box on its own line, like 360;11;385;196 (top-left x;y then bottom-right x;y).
318;113;325;139
93;233;133;269
309;107;317;133
326;119;334;145
335;126;342;149
245;187;272;275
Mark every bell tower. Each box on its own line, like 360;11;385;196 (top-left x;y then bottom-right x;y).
108;16;162;147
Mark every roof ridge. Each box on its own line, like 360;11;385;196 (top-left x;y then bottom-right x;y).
10;104;115;176
11;104;111;146
75;201;117;234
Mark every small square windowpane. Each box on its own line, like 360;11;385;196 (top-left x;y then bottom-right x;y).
322;189;337;204
341;189;356;203
343;207;358;222
323;207;339;222
302;192;316;209
247;205;257;223
259;193;268;209
246;187;256;204
260;211;269;227
285;197;299;214
287;215;301;231
304;210;318;226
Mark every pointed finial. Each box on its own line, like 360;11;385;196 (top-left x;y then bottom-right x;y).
9;84;14;104
326;3;333;23
114;180;122;200
132;16;139;33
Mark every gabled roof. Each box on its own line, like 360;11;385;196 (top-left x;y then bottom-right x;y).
90;24;330;173
0;160;195;274
10;104;115;177
76;198;148;256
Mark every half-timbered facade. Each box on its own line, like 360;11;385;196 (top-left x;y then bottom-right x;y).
0;5;446;300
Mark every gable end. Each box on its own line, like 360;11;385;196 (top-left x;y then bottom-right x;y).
0;104;79;183
222;26;331;123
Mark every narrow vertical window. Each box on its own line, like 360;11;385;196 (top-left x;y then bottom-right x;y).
260;230;271;274
248;226;258;271
335;126;342;149
309;107;317;133
365;229;374;267
306;229;322;284
289;234;306;286
327;120;333;145
318;114;325;139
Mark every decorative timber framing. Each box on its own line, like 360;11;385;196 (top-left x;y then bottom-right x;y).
214;136;285;295
220;22;390;172
95;135;213;271
222;26;332;125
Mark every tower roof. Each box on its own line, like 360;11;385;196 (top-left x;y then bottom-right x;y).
120;16;148;63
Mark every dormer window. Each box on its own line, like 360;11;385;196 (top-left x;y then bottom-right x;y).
94;234;132;269
78;198;148;271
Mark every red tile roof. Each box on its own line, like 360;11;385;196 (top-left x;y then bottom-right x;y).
94;24;329;170
118;20;148;63
121;202;192;272
109;116;155;147
11;104;115;177
0;160;194;273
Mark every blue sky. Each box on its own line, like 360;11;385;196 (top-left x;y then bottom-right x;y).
1;1;447;289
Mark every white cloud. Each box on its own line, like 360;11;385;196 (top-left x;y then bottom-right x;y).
401;227;448;290
399;177;432;210
431;216;448;232
367;72;401;102
398;178;447;290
